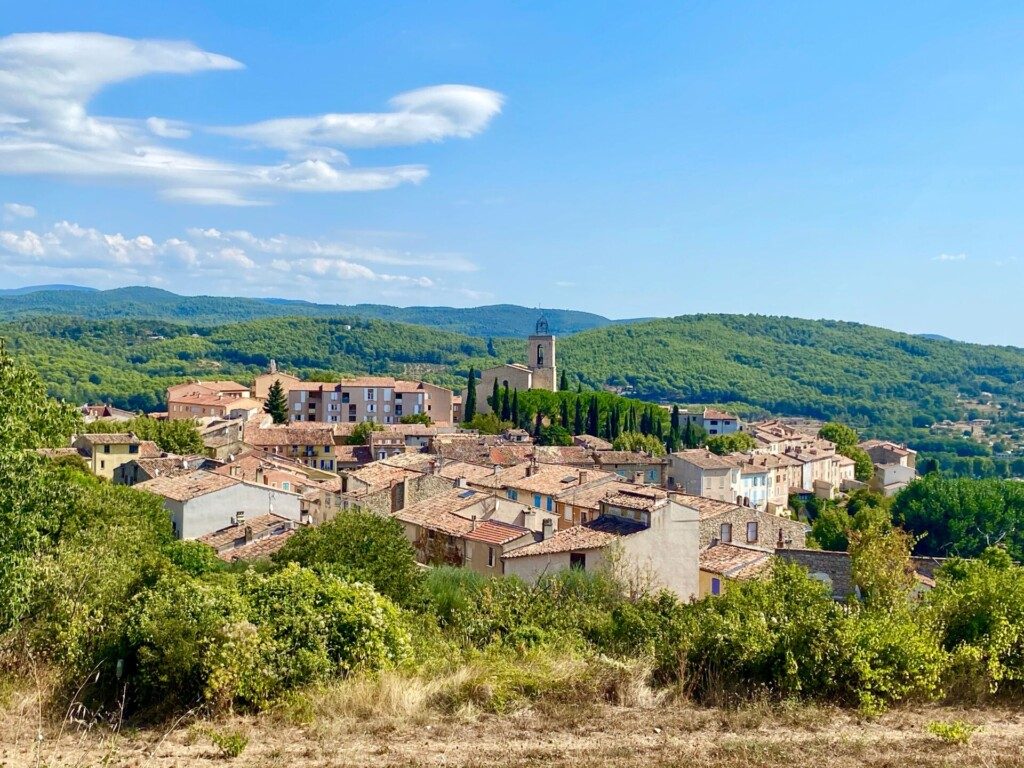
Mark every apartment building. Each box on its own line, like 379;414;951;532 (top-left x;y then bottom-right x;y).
287;377;454;425
166;380;261;421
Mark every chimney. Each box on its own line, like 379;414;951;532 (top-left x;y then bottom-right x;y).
456;477;469;489
542;518;554;540
244;525;254;544
256;465;265;485
235;510;246;527
471;515;478;531
777;527;785;548
633;471;645;485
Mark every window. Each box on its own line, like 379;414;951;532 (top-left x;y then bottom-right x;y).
282;482;291;491
711;577;721;596
99;460;105;470
487;547;495;567
564;506;572;521
569;552;586;570
323;445;331;453
367;388;376;401
129;444;139;454
747;521;758;543
103;444;111;454
506;489;518;501
546;496;553;512
720;523;732;543
533;493;541;508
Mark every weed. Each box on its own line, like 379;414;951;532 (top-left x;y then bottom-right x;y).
927;719;978;745
207;727;249;759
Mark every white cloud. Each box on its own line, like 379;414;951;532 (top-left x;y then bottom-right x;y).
3;202;36;220
934;253;967;262
215;84;503;151
0;33;501;205
0;218;469;300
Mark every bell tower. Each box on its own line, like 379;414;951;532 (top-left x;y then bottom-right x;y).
528;315;557;392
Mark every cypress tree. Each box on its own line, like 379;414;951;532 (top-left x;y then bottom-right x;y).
535;411;543;437
264;379;289;424
670;405;680;433
574;397;584;435
587;395;599;436
464;367;477;422
511;389;520;426
487;337;497;356
501;385;511;422
560;397;570;429
490;379;500;412
559;370;568;391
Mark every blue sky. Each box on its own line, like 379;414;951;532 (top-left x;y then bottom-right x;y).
1;3;1023;344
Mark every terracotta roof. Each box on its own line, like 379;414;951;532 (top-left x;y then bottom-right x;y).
556;477;635;509
464;518;533;546
244;423;342;447
393;488;485;536
503;524;617;558
532;445;596;466
594;450;667;465
700;543;772;578
574;434;613;450
127;456;196;478
671;449;734;470
703;408;737;421
333;445;373;465
136;470;239;502
601;487;667;512
344;462;422;495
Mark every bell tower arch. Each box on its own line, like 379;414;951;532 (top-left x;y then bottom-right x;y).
527;315;557;392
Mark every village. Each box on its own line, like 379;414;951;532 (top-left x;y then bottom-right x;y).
62;321;925;602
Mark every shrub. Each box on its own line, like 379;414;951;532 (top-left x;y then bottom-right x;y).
206;727;249;758
273;510;422;606
927;720;978;745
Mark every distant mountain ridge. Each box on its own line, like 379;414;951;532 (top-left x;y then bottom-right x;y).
0;285;621;337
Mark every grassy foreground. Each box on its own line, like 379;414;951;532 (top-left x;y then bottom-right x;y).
2;672;1023;768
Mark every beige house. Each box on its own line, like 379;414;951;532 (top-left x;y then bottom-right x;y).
73;433;162;480
503;493;701;599
166;381;255;421
672;493;808;550
699;543;772;597
243;422;347;472
593;450;667;485
666;449;738;500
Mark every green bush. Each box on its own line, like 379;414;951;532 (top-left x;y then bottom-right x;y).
273;509;422;606
927;719;978;745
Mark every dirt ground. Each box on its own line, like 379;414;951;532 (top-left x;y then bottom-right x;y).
2;699;1024;768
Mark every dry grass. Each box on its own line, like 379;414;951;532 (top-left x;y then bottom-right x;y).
2;668;1024;767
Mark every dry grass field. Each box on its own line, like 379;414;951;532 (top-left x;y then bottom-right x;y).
2;677;1023;768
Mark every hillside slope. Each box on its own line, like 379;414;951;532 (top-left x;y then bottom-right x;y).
5;312;1024;430
0;286;615;336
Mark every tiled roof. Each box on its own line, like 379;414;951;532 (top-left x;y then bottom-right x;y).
345;462;422;494
199;513;294;550
670;492;746;519
333;445;373;464
129;456;195;478
532;445;596;466
671;449;734;470
601;487;667;512
594;450;667;465
138;440;164;459
703;408;737;421
393;488;484;535
464;519;532;546
700;543;772;578
556;477;635;508
574;434;613;450
244;423;342;447
503;524;617;558
77;432;140;445
136;470;239;502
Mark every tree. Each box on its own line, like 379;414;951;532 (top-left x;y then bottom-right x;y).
559;370;568;391
706;432;757;455
400;413;432;425
511;389;520;426
463;367;477;423
347;420;386;445
681;420;708;449
849;520;917;609
487;337;497;357
587;395;600;437
810;504;853;551
264;379;289;424
273;508;422;606
0;341;81;451
612;431;667;456
670;405;680;433
490;379;500;412
538;424;573;446
500;385;511;422
574;397;584;435
846;445;874;482
818;422;859;450
559;397;570;429
465;412;512;435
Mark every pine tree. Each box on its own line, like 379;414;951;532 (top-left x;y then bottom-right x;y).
464;367;477;423
559;370;568;391
560;397;570;429
511;389;520;426
264;378;289;424
490;379;500;412
574;397;584;435
501;385;511;422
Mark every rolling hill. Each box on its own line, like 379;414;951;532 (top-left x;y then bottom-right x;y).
0;286;618;337
4;312;1024;436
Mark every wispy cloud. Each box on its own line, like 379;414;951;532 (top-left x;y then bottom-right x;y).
0;217;478;301
933;253;967;262
0;32;502;205
2;202;35;221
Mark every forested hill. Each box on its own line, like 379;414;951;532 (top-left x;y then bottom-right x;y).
4;312;1024;431
0;286;617;337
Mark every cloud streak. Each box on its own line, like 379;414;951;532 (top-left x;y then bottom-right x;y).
0;32;502;205
0;217;476;301
933;253;967;262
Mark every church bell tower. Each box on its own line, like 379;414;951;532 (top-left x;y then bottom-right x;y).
528;315;557;392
